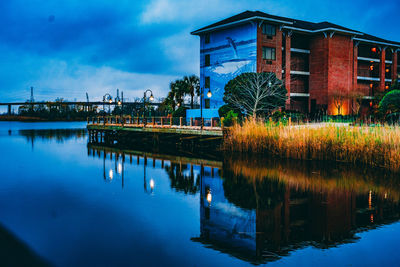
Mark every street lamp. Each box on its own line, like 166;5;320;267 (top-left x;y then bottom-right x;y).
103;93;113;115
200;87;212;130
143;89;154;124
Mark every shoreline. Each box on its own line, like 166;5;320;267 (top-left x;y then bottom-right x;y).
0;115;86;122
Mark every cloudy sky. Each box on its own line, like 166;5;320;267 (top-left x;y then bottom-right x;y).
1;0;399;103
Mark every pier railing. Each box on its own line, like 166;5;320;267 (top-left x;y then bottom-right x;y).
87;116;224;130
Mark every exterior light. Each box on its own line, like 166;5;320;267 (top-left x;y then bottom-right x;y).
268;81;272;87
369;101;373;107
117;101;122;106
150;179;155;190
109;99;112;104
369;83;373;88
371;47;377;53
207;89;212;98
149;94;154;101
385;85;389;90
386;69;389;73
206;191;212;205
370;65;374;71
177;102;180;107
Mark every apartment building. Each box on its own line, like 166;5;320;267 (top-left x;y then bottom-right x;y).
191;11;400;115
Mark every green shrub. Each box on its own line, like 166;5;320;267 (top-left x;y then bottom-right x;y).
379;90;400;115
222;110;238;127
172;106;187;117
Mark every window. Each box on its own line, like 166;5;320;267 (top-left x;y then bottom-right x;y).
205;99;210;109
262;47;276;60
205;76;210;88
262;24;276;36
205;33;210;44
205;54;210;66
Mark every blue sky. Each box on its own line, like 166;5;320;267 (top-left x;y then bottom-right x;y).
0;0;399;102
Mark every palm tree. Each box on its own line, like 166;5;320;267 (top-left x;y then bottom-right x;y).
183;75;200;109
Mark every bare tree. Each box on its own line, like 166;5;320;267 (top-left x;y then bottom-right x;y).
223;72;287;116
348;90;364;115
331;89;347;115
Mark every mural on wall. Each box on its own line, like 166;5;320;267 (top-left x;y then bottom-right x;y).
200;23;257;109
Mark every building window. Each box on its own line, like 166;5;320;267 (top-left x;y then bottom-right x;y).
205;33;210;44
262;47;276;60
205;99;210;109
262;24;276;36
205;54;210;66
205;76;210;88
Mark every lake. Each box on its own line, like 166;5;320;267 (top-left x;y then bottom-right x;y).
1;121;400;266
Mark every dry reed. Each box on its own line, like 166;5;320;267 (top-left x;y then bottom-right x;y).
224;118;400;172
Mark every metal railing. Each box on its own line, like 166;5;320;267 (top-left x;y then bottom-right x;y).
87;116;224;130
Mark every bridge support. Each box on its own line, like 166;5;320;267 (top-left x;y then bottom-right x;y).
7;104;11;115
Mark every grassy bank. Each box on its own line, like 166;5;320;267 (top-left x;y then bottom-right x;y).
224;118;400;172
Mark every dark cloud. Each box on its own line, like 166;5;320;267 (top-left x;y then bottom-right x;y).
0;0;399;103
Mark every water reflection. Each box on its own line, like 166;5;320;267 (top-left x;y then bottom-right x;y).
87;144;400;265
195;157;400;264
18;129;86;144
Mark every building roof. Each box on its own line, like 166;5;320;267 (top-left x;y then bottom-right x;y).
191;10;400;47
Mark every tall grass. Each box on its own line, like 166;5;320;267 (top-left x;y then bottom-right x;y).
224;118;400;172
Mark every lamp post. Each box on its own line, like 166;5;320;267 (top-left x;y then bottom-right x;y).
143;89;154;125
103;93;113;115
200;87;212;130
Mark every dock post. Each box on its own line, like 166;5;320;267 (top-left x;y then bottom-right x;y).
179;117;183;127
161;117;164;126
170;117;172;126
97;117;100;124
221;117;224;130
289;117;291;126
201;118;204;128
190;118;193;127
87;117;89;124
152;117;155;126
136;116;139;125
211;118;214;128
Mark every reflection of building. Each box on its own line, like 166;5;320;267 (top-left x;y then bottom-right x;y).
190;11;400;115
194;169;400;264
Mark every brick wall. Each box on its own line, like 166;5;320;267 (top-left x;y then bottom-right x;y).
257;25;283;78
309;35;329;110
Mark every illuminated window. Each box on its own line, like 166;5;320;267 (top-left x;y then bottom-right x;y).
205;54;210;66
262;47;276;60
262;24;276;36
205;76;210;88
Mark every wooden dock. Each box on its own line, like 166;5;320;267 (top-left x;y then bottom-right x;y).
87;116;224;150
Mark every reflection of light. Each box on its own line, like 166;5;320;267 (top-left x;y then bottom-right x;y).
368;190;372;209
385;193;387;199
118;163;122;174
150;179;155;190
207;192;212;205
370;213;374;223
109;169;114;180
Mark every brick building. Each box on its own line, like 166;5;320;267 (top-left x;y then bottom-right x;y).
191;11;400;115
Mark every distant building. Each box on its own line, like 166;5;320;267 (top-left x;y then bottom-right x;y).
190;11;400;116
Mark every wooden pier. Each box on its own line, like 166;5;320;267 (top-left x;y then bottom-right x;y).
87;116;224;150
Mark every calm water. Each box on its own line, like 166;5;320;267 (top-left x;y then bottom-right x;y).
1;121;400;266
